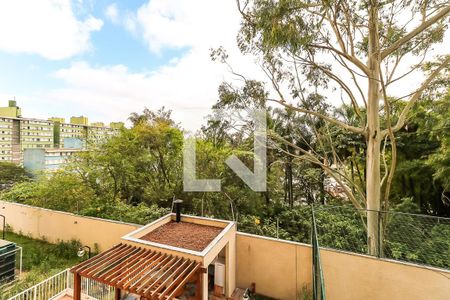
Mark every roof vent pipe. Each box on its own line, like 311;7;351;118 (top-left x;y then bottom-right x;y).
174;199;183;223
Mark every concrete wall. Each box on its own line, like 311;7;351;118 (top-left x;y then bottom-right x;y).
0;201;140;251
236;233;312;299
236;232;450;300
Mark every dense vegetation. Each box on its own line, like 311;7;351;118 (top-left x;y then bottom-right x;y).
0;162;30;191
1;91;450;268
2;91;449;220
1;0;449;269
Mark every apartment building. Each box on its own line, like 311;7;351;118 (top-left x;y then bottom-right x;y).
50;118;87;148
0;117;16;162
20;118;54;149
23;148;82;172
87;124;118;147
0;100;21;118
0;101;21;163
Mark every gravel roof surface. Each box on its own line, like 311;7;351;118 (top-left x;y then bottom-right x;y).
139;221;223;252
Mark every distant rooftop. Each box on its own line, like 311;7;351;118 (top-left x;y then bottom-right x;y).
1;100;123;128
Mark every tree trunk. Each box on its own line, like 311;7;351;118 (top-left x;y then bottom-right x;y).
366;0;381;256
287;160;293;207
319;170;325;204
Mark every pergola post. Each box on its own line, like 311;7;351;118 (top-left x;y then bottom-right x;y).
73;272;81;300
196;270;206;300
70;244;202;300
115;288;121;300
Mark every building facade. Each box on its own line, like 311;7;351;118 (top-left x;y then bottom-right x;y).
23;148;82;172
52;121;87;148
0;100;121;168
0;117;14;162
0;101;21;163
87;125;117;146
20;118;54;150
0;100;21;118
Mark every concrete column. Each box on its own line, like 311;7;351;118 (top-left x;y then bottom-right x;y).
202;270;209;300
225;238;236;297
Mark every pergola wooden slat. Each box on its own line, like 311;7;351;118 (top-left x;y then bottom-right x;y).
70;243;202;300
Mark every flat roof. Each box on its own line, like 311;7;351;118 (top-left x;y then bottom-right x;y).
122;214;236;260
139;221;223;252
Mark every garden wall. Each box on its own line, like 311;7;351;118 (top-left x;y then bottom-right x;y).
0;200;141;251
237;232;450;300
2;201;449;299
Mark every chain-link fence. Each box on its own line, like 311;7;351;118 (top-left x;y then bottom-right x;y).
313;205;450;270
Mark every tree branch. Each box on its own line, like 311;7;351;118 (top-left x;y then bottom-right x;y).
381;6;450;59
267;98;366;135
293;54;363;118
387;56;450;134
269;131;365;208
311;44;370;75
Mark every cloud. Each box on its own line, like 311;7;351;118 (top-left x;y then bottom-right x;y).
105;3;119;23
0;0;103;60
134;0;240;53
42;0;266;130
46;47;260;130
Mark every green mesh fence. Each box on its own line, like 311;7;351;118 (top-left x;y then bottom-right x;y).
382;211;450;269
313;205;450;270
311;206;326;300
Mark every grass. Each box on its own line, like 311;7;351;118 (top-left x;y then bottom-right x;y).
0;231;85;298
5;231;82;271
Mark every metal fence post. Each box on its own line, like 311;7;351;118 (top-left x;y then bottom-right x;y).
377;210;381;258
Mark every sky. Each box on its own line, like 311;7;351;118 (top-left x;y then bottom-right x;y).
0;0;265;130
0;1;448;131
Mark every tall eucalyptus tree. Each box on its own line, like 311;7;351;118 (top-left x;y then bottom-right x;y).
236;0;450;254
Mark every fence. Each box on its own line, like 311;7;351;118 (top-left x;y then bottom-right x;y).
6;269;114;300
68;272;115;300
313;205;450;270
311;206;325;300
6;269;69;300
238;204;450;270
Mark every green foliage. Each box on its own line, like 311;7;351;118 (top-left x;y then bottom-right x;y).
298;284;313;300
384;210;450;269
81;201;169;225
2;172;96;213
69;109;184;206
314;205;367;254
312;200;450;270
0;162;30;187
1;181;40;203
6;232;81;272
1;99;449;272
427;91;450;193
0;232;83;297
391;91;450;215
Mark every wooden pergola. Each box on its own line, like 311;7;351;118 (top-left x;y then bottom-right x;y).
70;243;203;300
